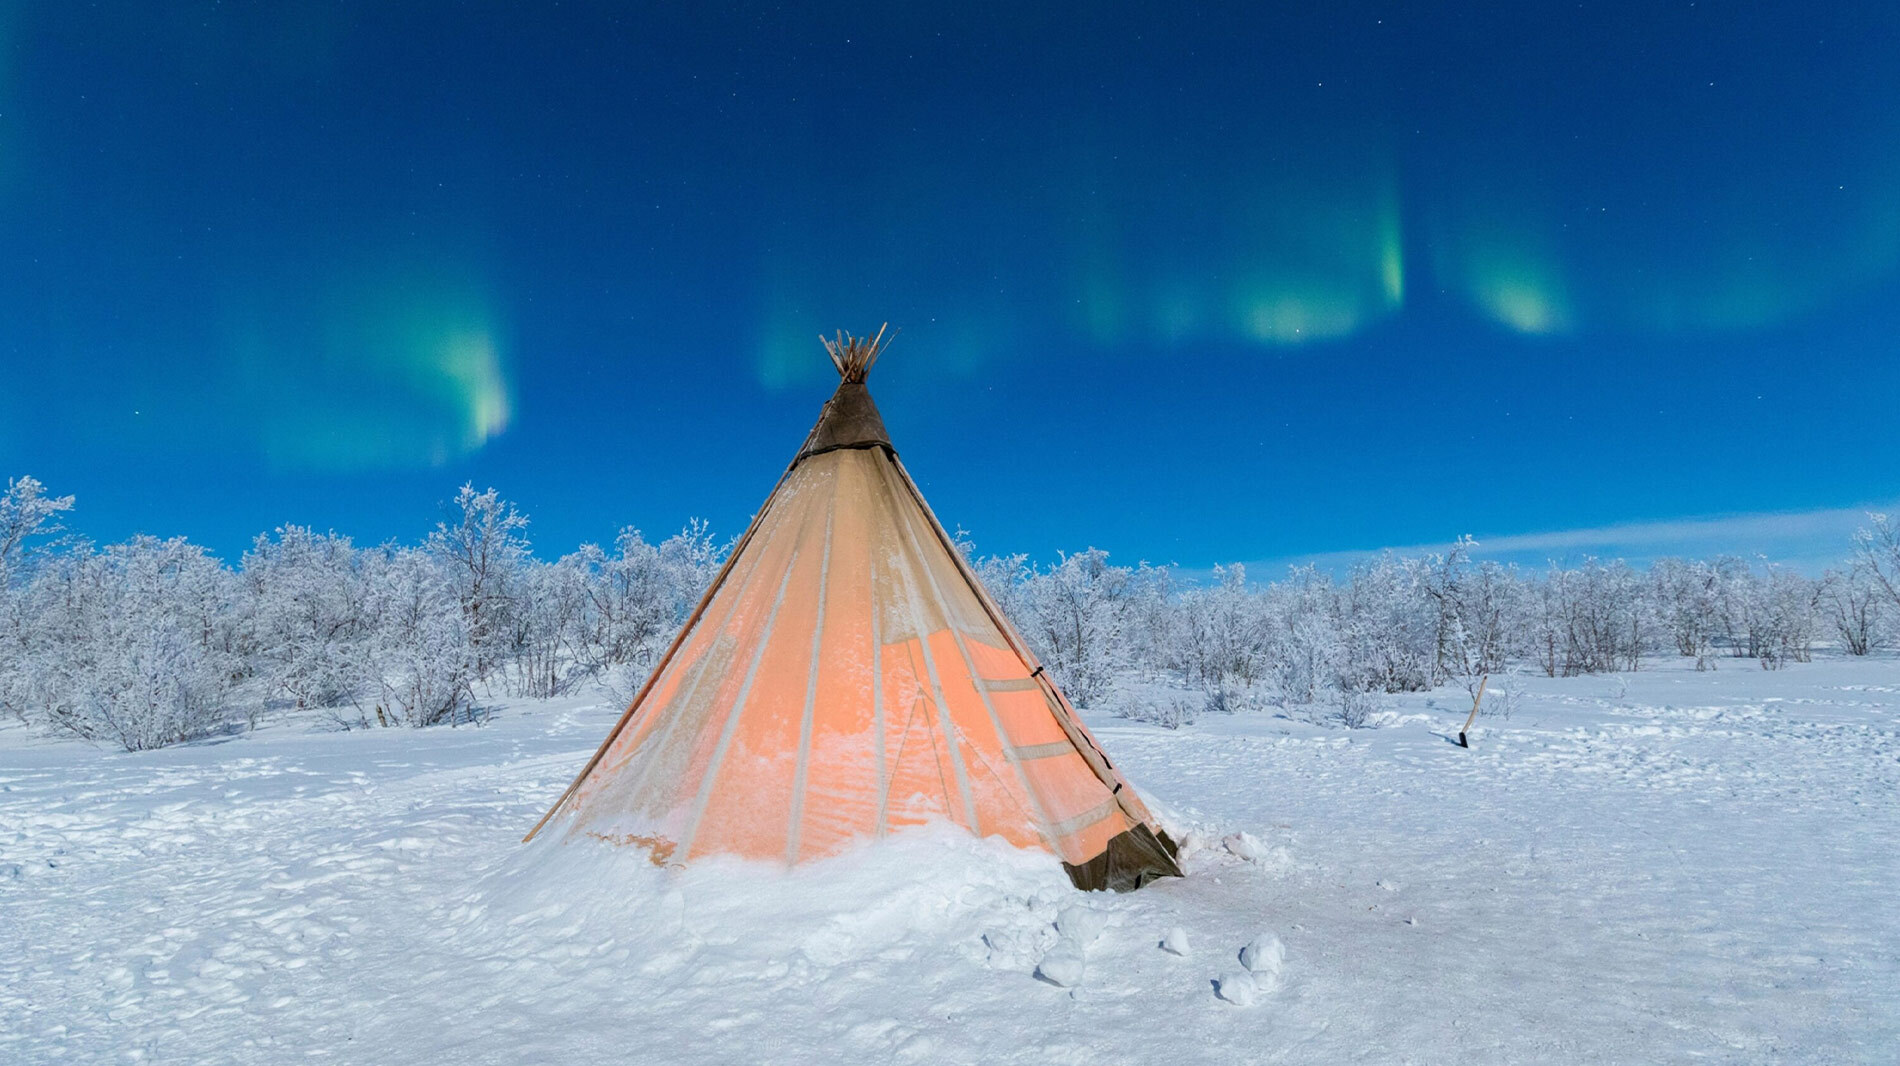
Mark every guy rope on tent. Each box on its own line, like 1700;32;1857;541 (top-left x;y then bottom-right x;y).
526;326;1181;891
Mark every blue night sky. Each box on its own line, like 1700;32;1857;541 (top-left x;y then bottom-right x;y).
3;2;1897;570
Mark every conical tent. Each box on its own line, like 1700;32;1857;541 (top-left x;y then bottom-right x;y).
527;329;1181;891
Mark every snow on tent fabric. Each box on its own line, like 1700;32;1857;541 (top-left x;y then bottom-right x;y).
525;328;1182;891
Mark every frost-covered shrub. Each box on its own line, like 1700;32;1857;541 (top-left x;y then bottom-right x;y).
13;536;240;749
428;484;531;682
1200;684;1242;717
1114;695;1198;730
1332;554;1436;693
345;547;477;728
72;617;234;751
1820;564;1883;656
1651;558;1725;668
1481;670;1522;720
1332;687;1379;730
243;526;370;710
1011;549;1133;708
1175;565;1269;691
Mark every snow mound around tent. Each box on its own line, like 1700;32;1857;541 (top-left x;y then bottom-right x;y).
426;822;1295;1058
479;825;1074;976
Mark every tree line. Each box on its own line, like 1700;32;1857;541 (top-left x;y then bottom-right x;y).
3;474;1897;750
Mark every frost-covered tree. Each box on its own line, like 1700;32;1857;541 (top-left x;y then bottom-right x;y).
242;526;370;711
1820;563;1883;656
427;484;531;680
1529;559;1651;676
1336;553;1436;692
1013;549;1133;707
1261;566;1339;705
565;520;723;702
1413;538;1523;691
0;475;75;590
1852;514;1900;615
1175;564;1269;691
0;477;78;724
1650;558;1724;668
13;536;240;749
346;547;476;727
1749;565;1819;669
505;556;589;699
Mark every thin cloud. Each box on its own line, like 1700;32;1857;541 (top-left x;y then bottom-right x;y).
1250;501;1898;578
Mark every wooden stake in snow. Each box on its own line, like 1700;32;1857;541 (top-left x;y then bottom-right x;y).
1459;675;1487;748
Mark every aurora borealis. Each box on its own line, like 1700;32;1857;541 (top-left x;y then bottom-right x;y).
2;2;1897;566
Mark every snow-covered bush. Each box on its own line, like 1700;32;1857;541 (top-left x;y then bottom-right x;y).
346;547;477;728
12;536;240;749
1010;549;1135;708
428;484;531;682
0;476;77;725
1260;567;1338;704
1113;694;1198;730
1335;553;1436;693
1651;557;1725;668
243;526;371;711
1820;564;1883;655
1174;565;1269;691
1332;686;1379;730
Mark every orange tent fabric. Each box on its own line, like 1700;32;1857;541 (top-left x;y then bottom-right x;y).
527;332;1180;891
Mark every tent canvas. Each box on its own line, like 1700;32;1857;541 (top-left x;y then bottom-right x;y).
527;329;1181;891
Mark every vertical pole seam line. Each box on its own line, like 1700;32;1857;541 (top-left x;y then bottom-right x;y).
674;541;804;863
912;643;961;827
523;446;809;843
871;541;887;838
593;497;795;835
785;484;837;865
884;676;926;833
875;461;977;833
883;459;1051;841
619;547;767;824
865;463;930;835
885;453;1154;831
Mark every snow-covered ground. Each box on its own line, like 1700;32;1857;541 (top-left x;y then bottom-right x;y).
3;659;1896;1064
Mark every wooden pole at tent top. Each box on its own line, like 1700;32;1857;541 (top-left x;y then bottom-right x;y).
819;323;893;382
1458;675;1487;748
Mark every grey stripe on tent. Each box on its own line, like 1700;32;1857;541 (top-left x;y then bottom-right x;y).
1046;799;1119;839
1007;741;1076;762
785;490;837;864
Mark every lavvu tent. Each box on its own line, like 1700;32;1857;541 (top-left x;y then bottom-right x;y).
526;328;1182;891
